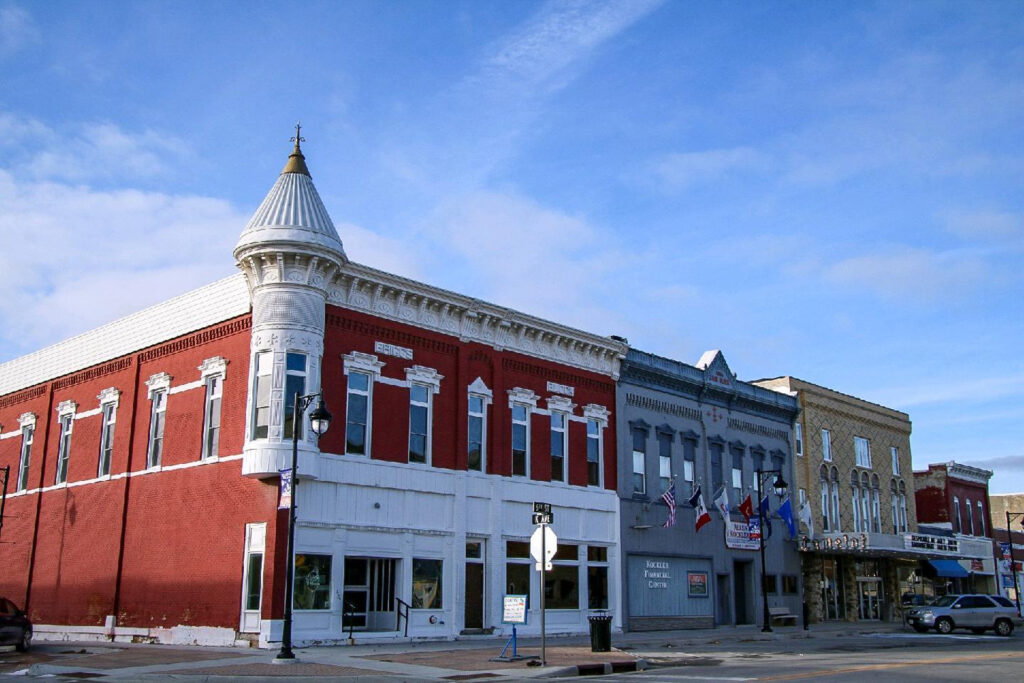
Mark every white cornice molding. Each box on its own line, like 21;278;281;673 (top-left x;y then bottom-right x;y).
507;387;539;409
145;372;173;397
946;461;992;484
547;395;576;415
97;387;121;405
18;412;37;428
467;377;493;402
327;263;627;379
56;400;77;416
198;356;229;379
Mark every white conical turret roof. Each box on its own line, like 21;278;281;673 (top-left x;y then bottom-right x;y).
234;132;347;264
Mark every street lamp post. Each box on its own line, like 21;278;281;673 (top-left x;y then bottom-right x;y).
275;392;332;662
756;468;788;633
1004;511;1024;617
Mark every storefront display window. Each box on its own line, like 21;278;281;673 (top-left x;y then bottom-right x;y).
293;554;332;610
412;558;443;608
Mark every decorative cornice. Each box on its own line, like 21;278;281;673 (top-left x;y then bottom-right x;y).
97;387;121;404
326;262;627;380
945;461;993;485
56;399;77;416
18;412;36;428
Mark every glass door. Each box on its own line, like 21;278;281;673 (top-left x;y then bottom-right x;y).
821;558;842;620
858;579;882;620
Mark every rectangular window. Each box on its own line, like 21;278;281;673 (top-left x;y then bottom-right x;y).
782;575;799;594
795;423;803;457
710;443;724;491
977;501;985;536
731;449;743;493
587;546;609;609
550;412;567;482
245;552;264;611
658;433;672;492
821;480;830;532
506;541;531;597
855;436;871;468
821;429;832;462
765;574;778;595
202;375;222;459
953;497;961;533
18;426;33;491
890;446;900;475
852;488;861;532
891;491;899;534
966;499;975;536
830;482;841;532
586;419;601;486
293;553;332;610
283;353;307;440
631;429;646;495
98;402;116;476
346;371;370;455
511;404;529;476
872;489;881;533
147;389;167;469
682;439;696;484
56;413;73;484
251;351;272;439
468;395;486;471
409;383;431;464
412;558;443;608
545;543;579;609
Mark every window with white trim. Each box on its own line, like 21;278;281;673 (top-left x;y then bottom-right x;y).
586;418;602;486
898;481;908;533
966;498;974;536
587;546;609;609
795;422;803;457
468;395;486;472
147;389;167;469
854;436;871;468
17;422;34;491
631;427;646;495
251;351;272;439
409;383;431;464
977;500;985;536
820;467;831;532
346;371;371;456
511;403;529;477
283;353;307;440
657;431;673;492
821;428;832;462
98;401;117;476
890;446;900;475
890;480;899;534
829;468;841;532
56;408;75;485
550;411;567;482
953;496;961;533
731;446;743;494
203;374;223;459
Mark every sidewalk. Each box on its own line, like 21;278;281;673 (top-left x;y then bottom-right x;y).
14;621;911;680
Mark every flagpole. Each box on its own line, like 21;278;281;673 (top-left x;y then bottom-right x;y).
757;470;771;633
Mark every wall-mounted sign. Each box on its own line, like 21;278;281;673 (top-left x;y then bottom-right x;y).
502;594;528;624
546;381;574;397
904;533;959;554
799;533;870;552
643;559;671;589
688;571;708;597
374;341;413;360
725;520;759;550
708;369;732;388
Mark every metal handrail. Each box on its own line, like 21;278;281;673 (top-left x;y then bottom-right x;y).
395;597;410;637
343;601;357;642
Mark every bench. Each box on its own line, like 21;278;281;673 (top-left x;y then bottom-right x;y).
769;606;799;626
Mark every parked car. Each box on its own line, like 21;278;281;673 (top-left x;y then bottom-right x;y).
901;593;932;607
904;594;1022;636
0;597;31;651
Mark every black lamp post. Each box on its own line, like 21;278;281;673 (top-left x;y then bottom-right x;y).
756;468;788;633
1004;511;1024;617
276;392;332;662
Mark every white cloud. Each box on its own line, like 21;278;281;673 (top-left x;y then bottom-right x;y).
340;220;426;282
0;3;39;57
650;147;769;190
824;247;991;303
944;210;1023;240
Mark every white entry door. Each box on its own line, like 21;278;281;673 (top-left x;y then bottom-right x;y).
239;523;266;633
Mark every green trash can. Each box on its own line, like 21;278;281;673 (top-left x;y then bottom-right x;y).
588;614;613;652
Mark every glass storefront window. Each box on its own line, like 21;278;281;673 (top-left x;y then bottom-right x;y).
412;558;443;608
293;554;332;610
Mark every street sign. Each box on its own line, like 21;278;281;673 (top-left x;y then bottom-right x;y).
533;502;552;514
530;524;557;571
532;512;553;525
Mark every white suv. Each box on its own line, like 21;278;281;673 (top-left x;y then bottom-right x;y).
905;594;1021;636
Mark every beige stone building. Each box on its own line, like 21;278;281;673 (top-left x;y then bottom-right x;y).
753;377;919;623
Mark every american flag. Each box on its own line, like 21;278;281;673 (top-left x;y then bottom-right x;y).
661;482;676;527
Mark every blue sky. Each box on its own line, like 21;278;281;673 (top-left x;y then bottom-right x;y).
1;1;1022;491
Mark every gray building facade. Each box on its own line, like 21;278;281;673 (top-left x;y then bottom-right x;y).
617;349;801;631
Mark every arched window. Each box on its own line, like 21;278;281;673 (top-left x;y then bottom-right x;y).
820;465;831;532
890;480;899;534
977;500;986;536
966;498;974;536
830;468;841;532
851;470;862;532
860;473;872;534
871;474;881;533
898;481;908;533
953;496;962;533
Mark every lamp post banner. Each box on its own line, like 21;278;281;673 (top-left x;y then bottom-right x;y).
279;469;293;510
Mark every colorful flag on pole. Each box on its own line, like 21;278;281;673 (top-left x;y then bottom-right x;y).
798;499;814;540
279;468;293;510
713;486;730;522
777;497;797;538
661;482;677;528
759;495;773;539
689;485;712;532
738;493;754;521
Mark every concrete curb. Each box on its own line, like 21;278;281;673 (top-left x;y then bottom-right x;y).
542;658;648;677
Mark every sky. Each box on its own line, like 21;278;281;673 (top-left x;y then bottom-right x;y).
1;1;1021;492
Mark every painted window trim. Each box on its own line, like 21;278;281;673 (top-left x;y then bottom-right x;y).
55;402;77;486
343;352;385;457
17;412;36;492
97;388;119;478
467;378;492;473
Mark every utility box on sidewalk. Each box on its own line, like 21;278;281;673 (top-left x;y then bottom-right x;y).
588;614;613;652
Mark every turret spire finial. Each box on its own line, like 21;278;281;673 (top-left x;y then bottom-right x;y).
281;121;311;176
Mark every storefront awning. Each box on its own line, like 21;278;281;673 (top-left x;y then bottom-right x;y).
928;559;969;578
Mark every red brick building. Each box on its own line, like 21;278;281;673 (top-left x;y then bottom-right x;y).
0;139;626;646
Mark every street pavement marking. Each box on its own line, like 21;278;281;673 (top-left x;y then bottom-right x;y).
866;632;1003;640
756;650;1024;681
